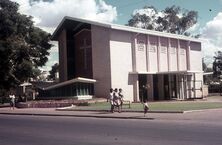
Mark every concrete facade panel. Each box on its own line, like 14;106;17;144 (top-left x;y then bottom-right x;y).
110;30;134;101
179;40;187;71
148;36;158;72
169;39;178;71
91;25;111;98
190;42;202;71
135;34;147;72
58;29;67;82
159;37;168;72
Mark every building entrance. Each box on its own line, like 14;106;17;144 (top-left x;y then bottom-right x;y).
153;74;174;100
138;74;148;102
169;75;178;99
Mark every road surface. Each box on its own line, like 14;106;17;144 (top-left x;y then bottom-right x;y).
0;114;222;145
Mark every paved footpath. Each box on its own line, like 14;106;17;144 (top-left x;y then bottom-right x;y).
1;107;222;124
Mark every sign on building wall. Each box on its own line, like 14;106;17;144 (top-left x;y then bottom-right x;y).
137;40;145;51
170;47;176;54
161;46;167;54
180;48;186;55
149;36;157;53
149;42;157;52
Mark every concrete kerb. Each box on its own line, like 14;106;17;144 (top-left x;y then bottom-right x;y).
55;108;184;113
2;108;222;120
0;112;152;120
0;111;154;120
0;106;184;120
55;104;184;113
3;107;222;120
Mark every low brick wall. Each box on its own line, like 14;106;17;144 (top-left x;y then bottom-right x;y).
16;98;106;108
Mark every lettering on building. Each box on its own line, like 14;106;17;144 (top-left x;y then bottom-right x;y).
170;47;176;54
180;48;186;55
161;46;167;54
138;40;145;51
149;42;157;52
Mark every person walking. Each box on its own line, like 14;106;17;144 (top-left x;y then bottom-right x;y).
113;88;121;113
9;92;15;110
118;88;124;110
109;88;114;113
143;99;149;117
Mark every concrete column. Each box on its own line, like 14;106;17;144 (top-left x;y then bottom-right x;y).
177;39;180;71
132;34;138;72
157;36;160;72
180;76;184;100
178;75;187;100
168;38;171;71
193;73;196;98
146;35;150;72
187;41;191;71
176;74;180;99
187;75;192;99
133;74;139;102
184;75;188;99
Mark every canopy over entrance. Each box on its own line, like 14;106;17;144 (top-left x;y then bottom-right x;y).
38;77;96;100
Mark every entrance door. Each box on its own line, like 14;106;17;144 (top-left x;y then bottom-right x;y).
138;75;148;102
153;74;171;100
164;74;170;100
153;74;159;100
169;75;177;99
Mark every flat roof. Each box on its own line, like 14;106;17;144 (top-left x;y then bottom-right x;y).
129;70;204;75
44;77;96;90
52;16;201;43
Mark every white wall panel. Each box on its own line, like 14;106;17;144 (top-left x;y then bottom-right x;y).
179;40;187;71
159;37;168;72
110;30;134;101
148;35;158;72
169;39;178;71
190;42;202;71
135;34;147;72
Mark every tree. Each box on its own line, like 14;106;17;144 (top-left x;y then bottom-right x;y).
202;58;207;72
48;63;59;81
127;5;198;35
213;51;222;78
0;0;52;90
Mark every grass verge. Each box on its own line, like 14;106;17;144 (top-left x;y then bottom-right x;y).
73;101;222;112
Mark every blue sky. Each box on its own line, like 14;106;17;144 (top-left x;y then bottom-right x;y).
13;0;222;71
107;0;222;26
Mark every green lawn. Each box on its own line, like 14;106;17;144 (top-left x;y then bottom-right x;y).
74;101;222;112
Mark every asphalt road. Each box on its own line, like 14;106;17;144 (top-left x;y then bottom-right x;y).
0;114;222;145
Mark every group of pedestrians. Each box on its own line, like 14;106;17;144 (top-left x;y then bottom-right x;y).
108;88;149;116
108;88;124;113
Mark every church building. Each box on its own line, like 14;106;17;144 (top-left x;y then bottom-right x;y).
41;16;203;102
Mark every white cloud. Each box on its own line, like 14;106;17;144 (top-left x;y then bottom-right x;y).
12;0;117;71
13;0;117;33
185;23;200;34
41;51;58;71
200;12;222;64
49;41;58;53
201;12;222;46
